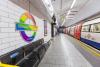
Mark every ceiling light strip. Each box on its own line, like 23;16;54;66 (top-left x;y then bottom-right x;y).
71;0;76;9
61;0;76;26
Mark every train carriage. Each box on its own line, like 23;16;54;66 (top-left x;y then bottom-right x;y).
81;18;100;50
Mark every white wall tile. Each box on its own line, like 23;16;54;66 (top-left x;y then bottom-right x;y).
0;0;28;56
0;0;51;56
0;33;9;38
0;23;9;27
1;28;15;32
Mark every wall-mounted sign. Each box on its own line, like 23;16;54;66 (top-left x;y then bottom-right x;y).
16;12;38;42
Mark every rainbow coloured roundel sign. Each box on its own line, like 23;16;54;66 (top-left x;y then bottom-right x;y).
16;12;38;42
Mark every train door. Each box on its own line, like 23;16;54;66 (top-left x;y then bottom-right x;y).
76;23;83;40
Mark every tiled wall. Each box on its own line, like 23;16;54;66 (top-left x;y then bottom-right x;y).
0;0;51;56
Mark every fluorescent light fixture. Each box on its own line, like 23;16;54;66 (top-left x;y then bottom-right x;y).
71;0;76;9
67;10;71;16
61;10;71;26
61;0;76;26
44;0;50;5
67;0;76;16
42;0;54;16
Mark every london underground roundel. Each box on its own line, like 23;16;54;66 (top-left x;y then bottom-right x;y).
16;12;38;42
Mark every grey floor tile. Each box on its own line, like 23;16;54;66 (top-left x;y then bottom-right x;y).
38;64;50;67
38;34;93;67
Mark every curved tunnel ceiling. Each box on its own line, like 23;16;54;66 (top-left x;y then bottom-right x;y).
10;0;53;22
64;0;100;27
10;0;100;26
51;0;100;27
51;0;89;26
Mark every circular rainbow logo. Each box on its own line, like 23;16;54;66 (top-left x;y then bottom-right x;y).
16;12;38;42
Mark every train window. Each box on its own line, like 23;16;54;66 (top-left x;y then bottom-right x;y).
82;25;90;32
90;23;100;33
90;25;94;32
70;27;74;32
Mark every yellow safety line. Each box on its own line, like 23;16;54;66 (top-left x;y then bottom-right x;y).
77;40;100;57
0;62;19;67
69;36;100;57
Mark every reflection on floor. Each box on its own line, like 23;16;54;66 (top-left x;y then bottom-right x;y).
38;34;93;67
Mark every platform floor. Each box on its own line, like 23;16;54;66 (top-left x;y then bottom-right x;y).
38;34;93;67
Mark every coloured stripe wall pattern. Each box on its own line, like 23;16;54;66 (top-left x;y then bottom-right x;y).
0;0;51;56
